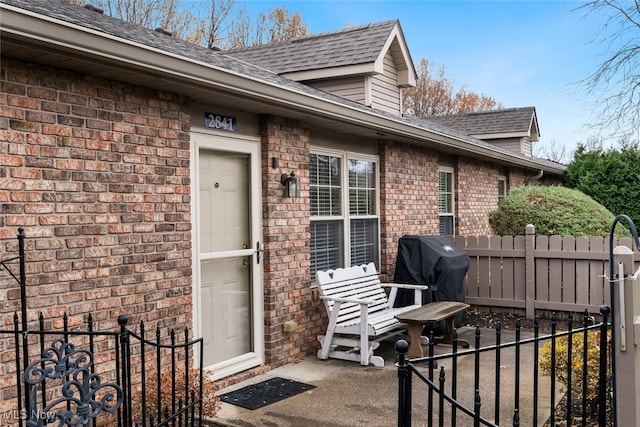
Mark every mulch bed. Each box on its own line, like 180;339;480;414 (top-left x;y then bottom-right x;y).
463;307;556;333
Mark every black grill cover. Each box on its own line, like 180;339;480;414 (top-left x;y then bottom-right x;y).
393;236;469;325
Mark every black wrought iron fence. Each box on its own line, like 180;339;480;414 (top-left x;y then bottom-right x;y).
126;320;204;427
396;307;613;427
0;314;204;427
0;229;204;427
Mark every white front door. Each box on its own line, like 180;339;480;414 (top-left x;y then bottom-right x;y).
192;132;263;379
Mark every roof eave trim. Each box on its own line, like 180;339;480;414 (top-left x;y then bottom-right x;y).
375;24;416;87
1;4;562;175
281;63;377;81
472;132;530;140
530;111;541;140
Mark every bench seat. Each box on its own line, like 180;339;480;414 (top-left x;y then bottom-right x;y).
316;262;428;367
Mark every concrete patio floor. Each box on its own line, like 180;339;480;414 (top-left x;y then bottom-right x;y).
210;326;561;427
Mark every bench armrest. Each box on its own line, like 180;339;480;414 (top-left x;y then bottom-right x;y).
320;295;373;305
381;283;429;291
384;283;428;307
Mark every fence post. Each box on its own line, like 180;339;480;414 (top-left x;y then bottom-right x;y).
525;224;535;319
613;245;640;426
118;315;131;427
396;340;411;427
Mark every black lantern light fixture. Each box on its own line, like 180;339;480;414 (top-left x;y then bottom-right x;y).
280;172;299;198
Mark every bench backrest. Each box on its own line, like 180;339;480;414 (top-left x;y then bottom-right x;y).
316;263;390;324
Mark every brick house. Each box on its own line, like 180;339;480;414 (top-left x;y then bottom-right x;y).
0;0;565;392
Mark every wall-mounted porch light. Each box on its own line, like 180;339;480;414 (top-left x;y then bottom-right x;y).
280;172;299;198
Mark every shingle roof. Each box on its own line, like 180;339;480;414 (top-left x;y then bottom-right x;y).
427;107;539;138
0;1;406;123
1;0;563;173
224;20;399;74
2;0;355;103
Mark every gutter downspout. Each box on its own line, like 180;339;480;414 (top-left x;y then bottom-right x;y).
525;169;543;185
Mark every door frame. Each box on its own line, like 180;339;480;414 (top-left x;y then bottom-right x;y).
191;130;264;379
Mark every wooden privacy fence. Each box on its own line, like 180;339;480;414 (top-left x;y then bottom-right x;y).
449;225;640;318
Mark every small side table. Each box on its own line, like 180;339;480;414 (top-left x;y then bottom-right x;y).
396;301;470;358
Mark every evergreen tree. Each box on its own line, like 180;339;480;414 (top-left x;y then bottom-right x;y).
565;144;640;226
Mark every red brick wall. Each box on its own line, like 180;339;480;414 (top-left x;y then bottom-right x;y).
379;141;440;279
259;115;321;368
456;157;501;235
0;57;564;397
452;160;557;235
378;144;555;276
510;169;530;188
0;59;192;404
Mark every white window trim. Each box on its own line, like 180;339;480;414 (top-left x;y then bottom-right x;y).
438;166;455;235
498;175;507;203
310;148;380;273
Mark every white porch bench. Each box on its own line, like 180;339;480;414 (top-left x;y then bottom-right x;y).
315;262;428;367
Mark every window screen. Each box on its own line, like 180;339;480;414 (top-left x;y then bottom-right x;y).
350;218;378;266
310;154;341;216
310;152;379;279
349;159;376;215
439;169;454;235
310;220;344;275
498;176;507;204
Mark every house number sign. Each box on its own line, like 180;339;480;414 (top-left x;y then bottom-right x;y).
205;112;237;132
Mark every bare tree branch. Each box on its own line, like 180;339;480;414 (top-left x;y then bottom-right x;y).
533;138;569;163
94;0;197;39
82;0;308;50
187;0;236;49
576;0;640;138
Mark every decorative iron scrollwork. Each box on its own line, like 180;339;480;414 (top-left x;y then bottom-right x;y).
24;338;123;426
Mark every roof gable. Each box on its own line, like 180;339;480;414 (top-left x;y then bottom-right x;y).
427;107;540;141
1;0;564;175
225;20;416;87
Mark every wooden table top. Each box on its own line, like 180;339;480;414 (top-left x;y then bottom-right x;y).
395;301;469;323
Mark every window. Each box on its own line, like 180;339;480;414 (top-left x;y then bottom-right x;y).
497;175;507;204
310;152;379;278
348;159;378;266
438;167;454;235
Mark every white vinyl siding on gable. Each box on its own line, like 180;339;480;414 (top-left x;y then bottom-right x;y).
306;51;403;116
487;137;532;157
522;137;532;157
308;77;366;105
370;50;401;115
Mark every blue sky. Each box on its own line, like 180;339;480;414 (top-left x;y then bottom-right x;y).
240;0;617;161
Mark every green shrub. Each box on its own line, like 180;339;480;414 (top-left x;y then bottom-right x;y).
566;145;640;227
489;186;627;237
539;329;611;421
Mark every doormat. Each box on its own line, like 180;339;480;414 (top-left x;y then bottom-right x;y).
219;377;316;410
